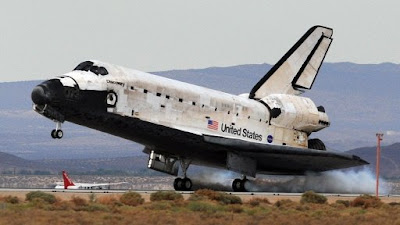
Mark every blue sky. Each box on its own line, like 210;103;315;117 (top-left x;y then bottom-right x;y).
1;0;399;82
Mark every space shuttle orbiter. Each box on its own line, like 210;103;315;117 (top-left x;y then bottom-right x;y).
32;26;367;192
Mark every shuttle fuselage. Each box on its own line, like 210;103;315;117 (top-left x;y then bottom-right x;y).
31;26;368;191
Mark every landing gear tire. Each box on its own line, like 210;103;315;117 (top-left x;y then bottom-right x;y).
232;178;247;192
308;138;326;151
51;129;57;139
56;130;63;139
173;177;192;191
174;178;183;190
51;129;63;139
51;121;64;139
173;158;193;191
183;178;192;190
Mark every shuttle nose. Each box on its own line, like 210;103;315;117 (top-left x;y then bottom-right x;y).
31;79;65;106
31;85;48;105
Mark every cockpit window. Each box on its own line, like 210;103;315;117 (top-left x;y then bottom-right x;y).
98;67;108;75
73;61;109;76
74;61;93;71
90;65;100;74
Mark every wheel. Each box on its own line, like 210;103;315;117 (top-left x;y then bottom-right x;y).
173;178;183;191
232;178;247;192
182;178;192;191
56;130;63;139
308;138;326;150
232;179;240;191
51;129;57;139
232;179;242;192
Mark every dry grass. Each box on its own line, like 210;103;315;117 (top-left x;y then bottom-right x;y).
0;192;399;225
70;196;88;207
96;195;121;206
247;197;271;207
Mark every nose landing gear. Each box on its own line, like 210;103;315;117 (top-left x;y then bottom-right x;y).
51;121;63;139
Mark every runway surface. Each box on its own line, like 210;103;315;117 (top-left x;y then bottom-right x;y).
1;188;400;203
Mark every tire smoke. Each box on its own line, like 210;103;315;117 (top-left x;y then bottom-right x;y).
246;168;390;194
190;167;390;194
190;170;236;191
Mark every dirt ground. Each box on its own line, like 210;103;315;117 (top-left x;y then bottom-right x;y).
1;190;400;204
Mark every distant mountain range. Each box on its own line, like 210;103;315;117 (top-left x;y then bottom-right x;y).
0;150;156;176
0;151;44;174
1;142;399;178
347;142;400;178
0;62;399;160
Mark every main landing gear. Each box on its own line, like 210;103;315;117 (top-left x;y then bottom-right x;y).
232;177;248;192
173;159;193;191
51;121;63;139
173;177;192;191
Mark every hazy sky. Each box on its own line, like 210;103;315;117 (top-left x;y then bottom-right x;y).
1;0;399;82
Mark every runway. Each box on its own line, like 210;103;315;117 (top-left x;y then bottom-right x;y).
1;188;400;203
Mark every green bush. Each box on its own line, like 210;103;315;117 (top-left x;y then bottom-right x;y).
120;192;144;206
191;189;242;205
217;194;242;205
300;191;327;204
26;191;56;204
335;200;350;207
350;195;382;208
3;196;19;204
150;191;183;202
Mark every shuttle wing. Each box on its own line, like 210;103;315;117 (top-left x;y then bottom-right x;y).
203;135;368;174
249;26;333;99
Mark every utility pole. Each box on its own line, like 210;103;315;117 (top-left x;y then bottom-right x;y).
376;133;383;197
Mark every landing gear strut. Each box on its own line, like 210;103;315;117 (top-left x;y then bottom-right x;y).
232;177;247;192
173;159;193;191
51;121;63;139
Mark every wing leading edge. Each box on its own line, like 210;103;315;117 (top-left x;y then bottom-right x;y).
249;26;333;99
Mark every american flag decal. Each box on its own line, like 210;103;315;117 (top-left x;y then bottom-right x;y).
207;119;219;130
